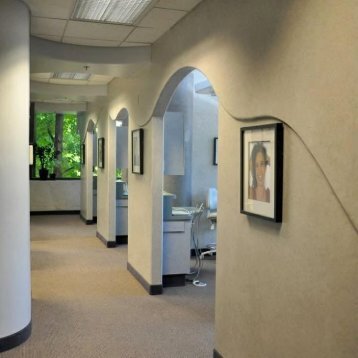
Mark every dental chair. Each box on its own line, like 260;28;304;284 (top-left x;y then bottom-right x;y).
190;188;217;287
200;187;217;259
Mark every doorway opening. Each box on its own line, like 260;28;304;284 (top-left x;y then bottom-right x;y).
161;69;218;289
114;108;129;245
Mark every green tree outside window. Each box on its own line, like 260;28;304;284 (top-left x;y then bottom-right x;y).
34;113;81;178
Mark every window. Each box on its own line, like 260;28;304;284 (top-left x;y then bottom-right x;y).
32;112;81;179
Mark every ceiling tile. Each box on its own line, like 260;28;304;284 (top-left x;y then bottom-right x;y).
138;8;186;30
23;0;76;19
155;0;202;11
65;21;133;41
63;37;121;47
125;27;164;43
31;17;67;36
121;42;151;47
30;78;50;84
89;75;114;85
31;73;53;80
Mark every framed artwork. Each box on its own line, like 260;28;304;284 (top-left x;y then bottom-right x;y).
240;123;283;222
132;128;144;174
213;137;218;165
98;137;105;169
81;143;85;165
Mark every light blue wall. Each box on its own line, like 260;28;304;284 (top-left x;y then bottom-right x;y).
163;70;219;248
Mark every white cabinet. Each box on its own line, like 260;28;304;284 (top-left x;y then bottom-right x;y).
162;220;192;275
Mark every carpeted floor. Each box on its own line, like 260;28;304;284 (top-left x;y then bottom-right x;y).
2;215;215;358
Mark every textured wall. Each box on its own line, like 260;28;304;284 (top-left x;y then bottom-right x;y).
30;181;81;211
0;0;31;340
82;0;357;356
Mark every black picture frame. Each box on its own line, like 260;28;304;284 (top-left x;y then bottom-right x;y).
98;137;105;169
240;123;283;222
81;143;85;165
213;137;218;165
132;128;144;174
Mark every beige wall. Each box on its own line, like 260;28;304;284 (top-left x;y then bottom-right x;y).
83;0;357;356
30;180;81;211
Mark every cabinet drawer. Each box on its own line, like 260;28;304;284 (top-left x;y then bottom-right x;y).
163;221;185;233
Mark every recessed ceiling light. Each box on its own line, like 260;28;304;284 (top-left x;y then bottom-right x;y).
53;72;91;81
72;0;153;25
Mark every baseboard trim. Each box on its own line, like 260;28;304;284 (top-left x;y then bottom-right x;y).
163;274;186;287
0;321;32;353
80;214;95;225
127;262;163;295
213;348;224;358
116;235;128;245
96;231;116;248
31;210;80;215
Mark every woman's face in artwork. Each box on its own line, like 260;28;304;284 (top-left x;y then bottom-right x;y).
255;151;266;187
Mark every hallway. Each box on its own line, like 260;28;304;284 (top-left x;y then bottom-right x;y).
2;215;215;358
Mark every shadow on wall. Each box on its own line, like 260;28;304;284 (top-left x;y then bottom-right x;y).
197;0;297;64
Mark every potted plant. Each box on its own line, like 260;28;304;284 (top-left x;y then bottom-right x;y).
35;144;53;180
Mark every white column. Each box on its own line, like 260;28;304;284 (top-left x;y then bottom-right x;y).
0;0;31;351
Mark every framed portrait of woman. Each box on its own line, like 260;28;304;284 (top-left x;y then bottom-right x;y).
240;123;283;222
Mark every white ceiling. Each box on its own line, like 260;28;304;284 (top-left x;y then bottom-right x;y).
24;0;203;104
24;0;202;47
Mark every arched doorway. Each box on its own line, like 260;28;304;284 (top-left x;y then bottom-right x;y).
114;108;129;245
161;69;218;288
129;67;219;294
162;70;218;287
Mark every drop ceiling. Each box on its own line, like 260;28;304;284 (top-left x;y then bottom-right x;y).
24;0;203;105
24;0;203;47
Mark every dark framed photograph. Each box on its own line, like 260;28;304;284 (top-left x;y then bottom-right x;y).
240;123;283;222
132;128;144;174
81;143;85;165
98;137;105;169
213;137;218;165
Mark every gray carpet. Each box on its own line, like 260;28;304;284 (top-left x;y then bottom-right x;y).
2;215;215;358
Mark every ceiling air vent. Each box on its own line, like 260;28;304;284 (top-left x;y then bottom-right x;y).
52;72;91;81
72;0;153;25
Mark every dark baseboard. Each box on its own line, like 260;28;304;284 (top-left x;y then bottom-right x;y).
213;349;224;358
0;321;32;353
93;216;97;223
163;274;186;287
116;235;128;245
80;214;95;225
31;210;80;216
96;231;116;248
127;262;163;295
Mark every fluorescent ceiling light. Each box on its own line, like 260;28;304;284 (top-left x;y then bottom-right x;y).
72;0;153;25
53;72;91;80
